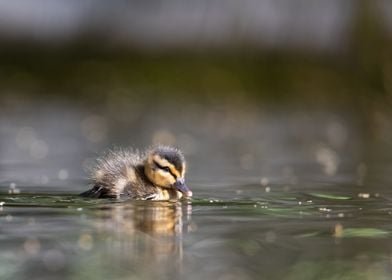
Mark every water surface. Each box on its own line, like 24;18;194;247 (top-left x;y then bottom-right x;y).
1;100;392;279
1;181;392;280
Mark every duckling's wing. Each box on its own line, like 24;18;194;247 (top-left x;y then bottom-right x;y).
80;185;117;198
143;193;159;200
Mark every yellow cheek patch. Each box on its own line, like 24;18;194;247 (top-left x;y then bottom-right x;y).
168;166;181;179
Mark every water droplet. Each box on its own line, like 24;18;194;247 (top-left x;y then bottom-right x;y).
358;193;370;199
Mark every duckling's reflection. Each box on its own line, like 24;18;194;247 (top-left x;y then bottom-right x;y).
92;200;192;275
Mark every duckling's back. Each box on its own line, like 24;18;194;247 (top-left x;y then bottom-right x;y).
81;149;157;199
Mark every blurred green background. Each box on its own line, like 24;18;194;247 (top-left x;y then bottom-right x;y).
0;0;391;107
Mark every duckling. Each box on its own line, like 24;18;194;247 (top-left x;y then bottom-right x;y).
81;146;192;200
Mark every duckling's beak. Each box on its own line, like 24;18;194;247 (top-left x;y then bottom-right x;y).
174;178;192;197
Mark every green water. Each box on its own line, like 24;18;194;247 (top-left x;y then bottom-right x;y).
1;180;392;280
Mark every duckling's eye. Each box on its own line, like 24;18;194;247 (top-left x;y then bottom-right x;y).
154;160;170;172
153;160;177;178
162;166;170;172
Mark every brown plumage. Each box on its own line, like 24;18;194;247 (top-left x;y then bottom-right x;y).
81;146;192;200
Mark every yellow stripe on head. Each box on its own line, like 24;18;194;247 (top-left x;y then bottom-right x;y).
153;155;181;179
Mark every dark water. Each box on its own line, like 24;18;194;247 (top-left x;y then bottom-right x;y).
1;98;392;279
1;185;392;280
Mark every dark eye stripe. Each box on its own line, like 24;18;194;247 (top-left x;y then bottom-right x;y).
153;160;177;179
153;160;165;169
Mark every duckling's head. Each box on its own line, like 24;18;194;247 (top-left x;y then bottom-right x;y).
144;146;192;197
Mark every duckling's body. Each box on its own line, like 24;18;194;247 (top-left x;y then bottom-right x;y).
81;146;192;200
